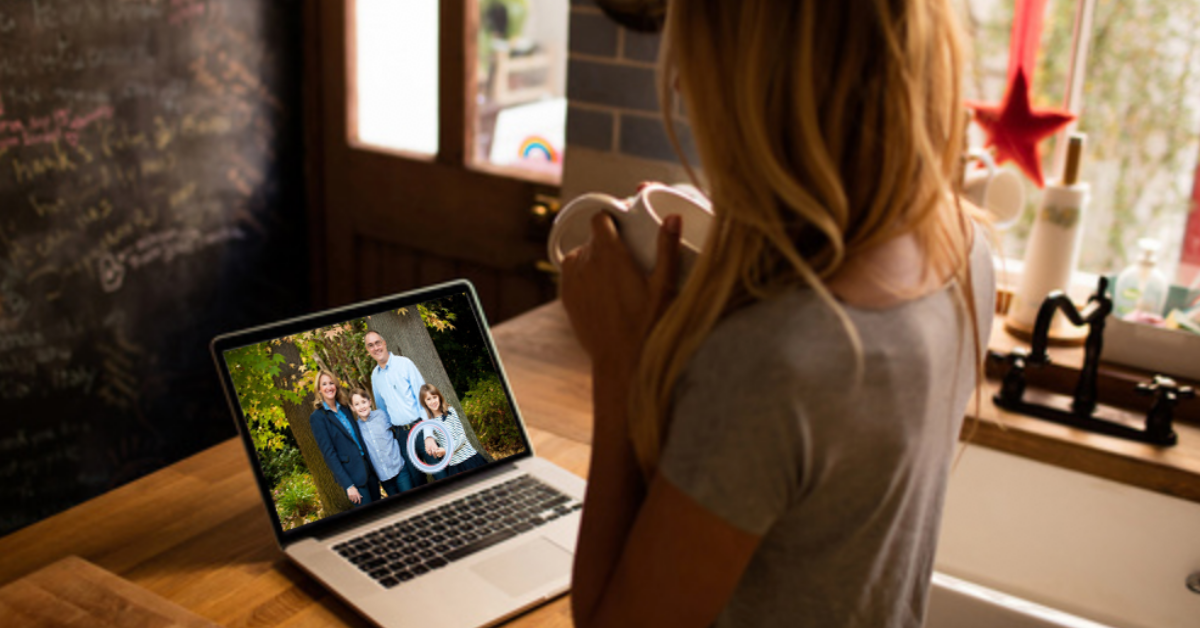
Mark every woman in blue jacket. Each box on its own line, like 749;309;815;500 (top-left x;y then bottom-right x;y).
309;370;379;507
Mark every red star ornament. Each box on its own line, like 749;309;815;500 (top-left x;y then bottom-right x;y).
968;69;1074;188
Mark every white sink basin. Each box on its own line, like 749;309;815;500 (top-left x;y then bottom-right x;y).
932;445;1200;628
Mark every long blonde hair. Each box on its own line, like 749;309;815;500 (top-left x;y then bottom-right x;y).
312;369;350;410
630;0;984;479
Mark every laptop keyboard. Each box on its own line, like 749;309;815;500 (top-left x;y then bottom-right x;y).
333;474;582;588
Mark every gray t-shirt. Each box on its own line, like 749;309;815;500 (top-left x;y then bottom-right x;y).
660;228;994;628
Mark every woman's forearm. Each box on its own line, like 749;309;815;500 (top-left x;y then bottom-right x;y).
571;363;647;628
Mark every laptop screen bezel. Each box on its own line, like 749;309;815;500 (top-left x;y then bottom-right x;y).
210;279;537;547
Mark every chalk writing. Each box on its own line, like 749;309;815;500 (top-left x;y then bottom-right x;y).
33;228;73;259
0;422;94;455
51;365;97;393
0;330;45;352
32;0;163;31
0;356;37;375
0;378;31;399
180;112;234;136
96;336;140;410
97;252;124;292
3;86;43;108
153;116;173;150
11;140;76;183
0;0;303;537
97;225;245;292
32;0;101;30
102;221;137;249
0;39;155;79
53;87;111;105
169;0;206;26
0;261;31;320
139;152;176;176
34;345;71;363
187;54;225;96
98;121;148;157
24;193;114;229
121;80;187;112
0;10;15;35
168;182;196;209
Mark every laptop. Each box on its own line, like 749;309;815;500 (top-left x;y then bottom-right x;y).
211;279;585;628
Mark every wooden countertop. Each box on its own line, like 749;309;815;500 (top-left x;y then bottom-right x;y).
2;299;1197;627
0;431;592;628
0;302;598;628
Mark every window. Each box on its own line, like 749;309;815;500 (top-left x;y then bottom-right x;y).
474;0;568;182
353;0;440;157
350;0;568;184
963;0;1200;285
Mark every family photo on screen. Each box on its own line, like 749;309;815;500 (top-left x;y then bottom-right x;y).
225;294;526;531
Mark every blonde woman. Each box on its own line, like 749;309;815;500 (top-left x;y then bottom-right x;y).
309;371;379;507
560;2;995;627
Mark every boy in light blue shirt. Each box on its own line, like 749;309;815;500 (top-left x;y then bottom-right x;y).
348;388;414;497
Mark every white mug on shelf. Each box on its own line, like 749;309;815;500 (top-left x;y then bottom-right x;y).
547;183;713;278
962;149;1025;228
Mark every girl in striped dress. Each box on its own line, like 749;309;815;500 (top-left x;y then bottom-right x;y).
419;384;488;477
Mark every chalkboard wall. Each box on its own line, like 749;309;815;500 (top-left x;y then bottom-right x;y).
0;0;307;535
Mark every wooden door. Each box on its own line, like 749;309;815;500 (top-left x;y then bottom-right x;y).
309;0;558;322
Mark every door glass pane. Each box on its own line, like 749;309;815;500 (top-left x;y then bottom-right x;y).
474;0;569;182
354;0;439;156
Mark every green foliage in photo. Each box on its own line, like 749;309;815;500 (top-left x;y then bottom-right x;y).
225;343;306;453
259;444;306;490
462;372;523;459
419;296;493;400
274;472;324;530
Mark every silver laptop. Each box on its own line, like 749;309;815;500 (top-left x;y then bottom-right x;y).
211;279;585;628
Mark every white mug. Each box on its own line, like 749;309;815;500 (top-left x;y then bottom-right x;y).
548;183;713;277
963;149;1025;227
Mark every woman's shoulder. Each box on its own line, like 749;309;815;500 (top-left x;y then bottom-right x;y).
683;290;849;390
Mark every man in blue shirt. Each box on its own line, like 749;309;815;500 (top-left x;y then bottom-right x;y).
365;331;439;487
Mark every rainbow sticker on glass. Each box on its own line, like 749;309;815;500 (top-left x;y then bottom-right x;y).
519;136;559;163
406;419;453;474
488;98;566;168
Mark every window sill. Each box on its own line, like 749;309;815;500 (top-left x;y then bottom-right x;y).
973;312;1200;504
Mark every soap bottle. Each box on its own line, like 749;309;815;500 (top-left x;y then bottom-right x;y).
1113;238;1169;320
1008;133;1090;335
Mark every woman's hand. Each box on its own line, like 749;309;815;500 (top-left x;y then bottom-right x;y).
424;436;438;457
347;486;362;504
435;447;447;457
560;212;682;377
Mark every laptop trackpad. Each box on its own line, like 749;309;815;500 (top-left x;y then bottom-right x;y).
471;537;573;598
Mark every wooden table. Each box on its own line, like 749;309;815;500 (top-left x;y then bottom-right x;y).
3;300;1198;627
0;301;595;628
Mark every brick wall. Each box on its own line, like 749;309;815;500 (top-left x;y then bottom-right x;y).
561;1;698;200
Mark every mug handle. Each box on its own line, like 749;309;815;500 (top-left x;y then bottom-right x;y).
547;193;626;269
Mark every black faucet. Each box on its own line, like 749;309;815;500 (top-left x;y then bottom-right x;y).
988;276;1187;446
1028;277;1112;418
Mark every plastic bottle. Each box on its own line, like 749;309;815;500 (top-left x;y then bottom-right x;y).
1113;238;1169;320
1008;133;1090;334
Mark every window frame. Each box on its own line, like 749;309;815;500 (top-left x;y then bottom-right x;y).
344;0;564;187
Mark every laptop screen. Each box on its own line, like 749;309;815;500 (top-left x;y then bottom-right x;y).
215;282;530;536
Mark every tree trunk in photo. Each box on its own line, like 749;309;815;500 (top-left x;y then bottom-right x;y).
274;341;354;516
368;309;493;463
